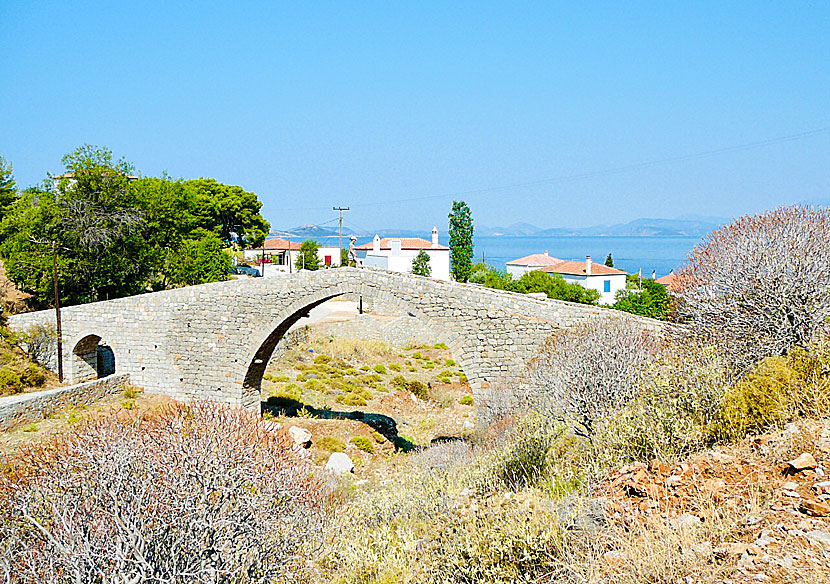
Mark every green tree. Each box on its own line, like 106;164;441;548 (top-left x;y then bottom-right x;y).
605;253;614;267
613;278;672;320
514;270;600;304
295;240;321;271
1;146;149;307
411;250;432;277
448;200;474;282
184;178;269;248
0;156;17;219
340;248;349;267
168;235;232;286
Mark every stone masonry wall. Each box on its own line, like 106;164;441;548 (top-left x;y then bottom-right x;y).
8;268;664;426
0;374;129;432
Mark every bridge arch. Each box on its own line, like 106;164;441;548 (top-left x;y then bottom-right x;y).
70;333;117;383
236;281;472;409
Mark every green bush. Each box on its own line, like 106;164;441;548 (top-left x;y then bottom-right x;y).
444;359;456;366
434;343;448;350
373;364;387;374
350;436;375;454
314;354;332;365
412;352;422;360
370;430;385;443
460;395;474;406
710;353;807;441
0;366;22;394
21;363;45;388
317;436;346;452
359;365;370;371
459;373;468;383
389;363;401;372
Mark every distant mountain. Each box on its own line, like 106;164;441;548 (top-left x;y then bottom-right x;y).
490;216;725;238
576;217;724;237
478;222;543;236
270;224;356;239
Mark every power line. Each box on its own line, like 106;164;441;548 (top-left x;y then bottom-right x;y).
274;125;830;212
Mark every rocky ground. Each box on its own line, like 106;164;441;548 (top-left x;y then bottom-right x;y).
595;420;830;583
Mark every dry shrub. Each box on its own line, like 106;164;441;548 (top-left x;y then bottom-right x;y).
676;205;830;372
311;336;396;363
599;338;732;463
19;323;57;367
525;317;663;437
710;341;830;441
0;401;330;584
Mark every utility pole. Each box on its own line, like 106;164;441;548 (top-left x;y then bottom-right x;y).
333;206;349;264
52;241;63;382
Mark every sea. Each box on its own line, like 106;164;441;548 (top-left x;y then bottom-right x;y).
329;235;699;278
472;235;700;277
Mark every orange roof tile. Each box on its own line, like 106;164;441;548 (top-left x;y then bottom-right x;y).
655;273;679;291
540;261;627;277
506;253;563;266
356;237;449;251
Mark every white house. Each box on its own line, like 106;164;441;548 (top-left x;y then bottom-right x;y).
539;256;627;305
355;228;451;281
506;252;628;305
244;238;341;276
505;251;564;279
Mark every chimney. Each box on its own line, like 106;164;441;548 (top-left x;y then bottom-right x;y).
372;234;380;253
432;226;439;248
586;255;592;276
544;250;548;256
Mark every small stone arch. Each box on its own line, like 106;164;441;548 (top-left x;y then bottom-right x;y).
71;334;117;383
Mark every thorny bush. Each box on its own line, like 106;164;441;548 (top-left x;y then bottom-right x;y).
676;205;830;372
0;401;331;584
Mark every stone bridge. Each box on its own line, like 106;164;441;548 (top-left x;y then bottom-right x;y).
8;268;661;423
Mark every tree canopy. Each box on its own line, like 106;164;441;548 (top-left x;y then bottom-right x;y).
0;146;271;308
612;278;672;320
295;240;321;271
0;156;18;219
448;201;474;282
411;250;432;277
468;263;600;305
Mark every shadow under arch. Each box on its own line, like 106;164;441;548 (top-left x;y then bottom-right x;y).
239;281;476;410
242;293;346;392
71;333;116;383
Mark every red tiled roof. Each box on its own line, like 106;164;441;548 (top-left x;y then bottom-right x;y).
256;238;301;251
540;261;627;277
506;253;563;266
356;237;449;251
655;273;679;291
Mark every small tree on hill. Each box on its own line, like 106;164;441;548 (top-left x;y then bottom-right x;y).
448;200;474;282
613;278;672;320
0;156;17;220
411;250;431;277
604;253;614;267
295;239;321;271
676;205;830;371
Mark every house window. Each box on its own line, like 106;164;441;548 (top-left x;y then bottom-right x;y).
603;280;611;293
325;255;332;266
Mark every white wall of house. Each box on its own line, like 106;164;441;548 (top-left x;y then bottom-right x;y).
557;273;627;305
506;264;533;279
357;235;451;281
243;244;341;274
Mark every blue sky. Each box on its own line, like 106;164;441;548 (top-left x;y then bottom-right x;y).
1;1;828;232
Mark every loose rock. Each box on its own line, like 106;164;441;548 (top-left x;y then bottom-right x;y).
325;452;355;474
788;452;818;473
288;425;312;447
